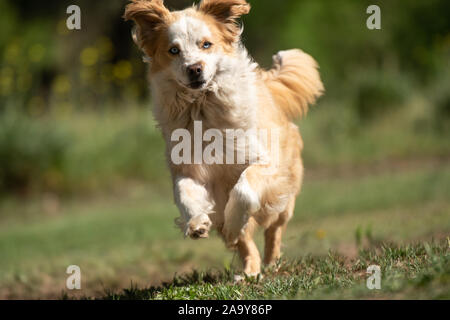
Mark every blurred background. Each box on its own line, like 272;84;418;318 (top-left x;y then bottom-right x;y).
0;0;449;298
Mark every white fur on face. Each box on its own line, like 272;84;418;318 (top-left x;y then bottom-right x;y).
167;15;220;89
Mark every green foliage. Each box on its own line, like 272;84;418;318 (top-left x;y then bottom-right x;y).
429;64;450;132
352;72;409;120
0;0;449;196
62;112;168;192
0;110;169;195
0;111;71;193
1;0;449;120
1;96;449;197
278;0;450;122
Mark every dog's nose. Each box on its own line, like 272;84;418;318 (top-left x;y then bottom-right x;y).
187;63;203;79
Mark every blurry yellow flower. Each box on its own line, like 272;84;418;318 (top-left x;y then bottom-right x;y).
53;75;71;94
28;44;46;63
315;229;326;240
113;60;132;80
80;47;99;66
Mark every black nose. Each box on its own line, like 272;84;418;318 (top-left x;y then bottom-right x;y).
187;63;203;79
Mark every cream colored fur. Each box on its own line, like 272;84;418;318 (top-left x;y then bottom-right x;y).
124;0;324;276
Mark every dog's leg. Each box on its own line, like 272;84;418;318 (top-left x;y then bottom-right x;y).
174;177;214;239
263;225;284;266
263;196;295;266
236;217;261;276
222;167;261;248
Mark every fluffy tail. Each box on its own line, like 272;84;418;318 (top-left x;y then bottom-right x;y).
262;49;324;119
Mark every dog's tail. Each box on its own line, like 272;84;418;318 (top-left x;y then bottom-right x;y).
261;49;324;119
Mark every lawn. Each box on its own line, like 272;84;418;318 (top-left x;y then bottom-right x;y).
104;241;449;300
0;105;449;299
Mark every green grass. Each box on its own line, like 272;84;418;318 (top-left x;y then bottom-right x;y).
0;104;449;299
102;241;449;300
0;161;448;299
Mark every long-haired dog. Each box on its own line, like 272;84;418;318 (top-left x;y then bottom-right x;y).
124;0;323;276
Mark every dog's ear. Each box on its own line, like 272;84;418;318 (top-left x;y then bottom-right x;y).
123;0;171;56
198;0;251;43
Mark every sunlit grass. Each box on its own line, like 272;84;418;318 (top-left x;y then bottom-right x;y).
0;104;449;298
103;241;449;300
0;160;448;298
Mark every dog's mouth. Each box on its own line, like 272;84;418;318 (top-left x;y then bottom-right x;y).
188;80;206;90
178;78;209;91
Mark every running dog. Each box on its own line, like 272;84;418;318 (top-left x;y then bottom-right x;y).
124;0;324;276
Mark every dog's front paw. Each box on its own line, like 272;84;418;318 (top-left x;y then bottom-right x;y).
186;214;212;240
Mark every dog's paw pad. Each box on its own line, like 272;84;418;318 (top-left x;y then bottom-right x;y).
186;215;212;240
189;225;209;239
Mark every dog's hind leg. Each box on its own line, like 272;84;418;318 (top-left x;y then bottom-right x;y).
263;195;295;266
236;217;261;276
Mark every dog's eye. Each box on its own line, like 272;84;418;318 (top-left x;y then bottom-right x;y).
169;47;180;55
202;41;212;49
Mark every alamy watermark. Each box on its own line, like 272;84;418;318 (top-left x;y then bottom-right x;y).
366;265;381;290
170;121;280;175
366;5;381;30
66;5;81;30
66;5;380;31
66;265;81;290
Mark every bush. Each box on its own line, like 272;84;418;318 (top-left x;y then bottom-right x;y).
352;72;409;121
0;112;71;194
0;109;170;196
63;115;168;190
430;66;450;132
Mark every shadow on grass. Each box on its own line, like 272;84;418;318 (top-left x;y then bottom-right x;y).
98;269;235;300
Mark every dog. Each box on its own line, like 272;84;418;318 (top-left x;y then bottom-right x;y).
124;0;323;276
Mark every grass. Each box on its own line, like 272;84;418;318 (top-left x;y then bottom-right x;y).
0;102;449;299
103;241;449;300
0;160;448;299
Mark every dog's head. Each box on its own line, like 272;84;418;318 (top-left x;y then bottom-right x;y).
124;0;250;91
